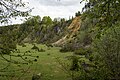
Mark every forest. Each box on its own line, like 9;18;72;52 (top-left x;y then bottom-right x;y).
0;0;120;80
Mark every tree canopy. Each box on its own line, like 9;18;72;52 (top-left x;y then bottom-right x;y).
81;0;120;28
0;0;31;23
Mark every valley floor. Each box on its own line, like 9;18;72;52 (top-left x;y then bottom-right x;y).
0;43;73;80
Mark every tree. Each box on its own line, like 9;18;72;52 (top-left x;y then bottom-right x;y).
23;15;41;30
42;16;53;27
66;1;120;80
0;0;31;53
0;0;35;79
81;0;120;29
0;27;17;54
0;0;32;52
0;0;31;24
75;11;81;17
92;23;120;79
24;16;41;25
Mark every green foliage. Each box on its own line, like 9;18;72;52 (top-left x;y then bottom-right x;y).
65;1;120;79
42;16;53;27
75;11;81;17
18;43;26;47
92;23;120;80
81;0;120;29
0;43;73;80
70;56;80;71
74;48;86;55
15;15;71;44
39;48;45;52
32;73;41;80
31;44;45;52
66;1;120;80
24;16;41;29
59;42;76;52
1;1;120;79
31;44;40;51
0;27;17;54
0;0;31;55
0;0;31;23
70;23;120;80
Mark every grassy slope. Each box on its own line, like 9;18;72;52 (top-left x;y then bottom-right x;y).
0;43;73;80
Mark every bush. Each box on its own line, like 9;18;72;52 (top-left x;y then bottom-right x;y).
67;24;120;80
59;42;79;52
46;44;53;47
39;48;45;52
90;23;120;80
74;24;120;80
31;45;39;51
21;44;26;47
18;43;26;47
74;48;86;55
59;46;71;52
32;73;42;80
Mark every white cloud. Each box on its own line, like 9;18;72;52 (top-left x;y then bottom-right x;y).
38;0;79;6
28;0;85;19
1;0;85;26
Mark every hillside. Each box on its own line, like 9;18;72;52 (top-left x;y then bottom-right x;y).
53;16;81;46
0;16;81;46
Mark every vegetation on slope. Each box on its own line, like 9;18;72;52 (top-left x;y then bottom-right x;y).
0;0;120;80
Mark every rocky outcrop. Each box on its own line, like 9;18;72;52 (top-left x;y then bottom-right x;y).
53;16;81;46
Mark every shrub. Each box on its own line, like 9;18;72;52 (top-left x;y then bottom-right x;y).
32;73;42;80
46;44;53;47
74;48;86;55
92;24;120;80
31;45;39;51
59;42;77;52
18;43;26;47
39;48;45;52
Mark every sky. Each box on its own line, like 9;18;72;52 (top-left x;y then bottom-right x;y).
27;0;85;19
1;0;85;26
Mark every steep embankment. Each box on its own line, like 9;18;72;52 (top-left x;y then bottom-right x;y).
1;16;81;45
53;16;81;46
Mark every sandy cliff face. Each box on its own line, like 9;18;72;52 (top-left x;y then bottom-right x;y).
53;16;81;46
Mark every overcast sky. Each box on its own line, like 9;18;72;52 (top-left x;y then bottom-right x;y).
28;0;85;19
1;0;85;26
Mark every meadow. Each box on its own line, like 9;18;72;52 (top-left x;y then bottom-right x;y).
0;43;73;80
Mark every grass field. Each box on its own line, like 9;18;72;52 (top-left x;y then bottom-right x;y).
0;43;73;80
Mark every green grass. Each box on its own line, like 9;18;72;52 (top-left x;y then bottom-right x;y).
0;43;73;80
